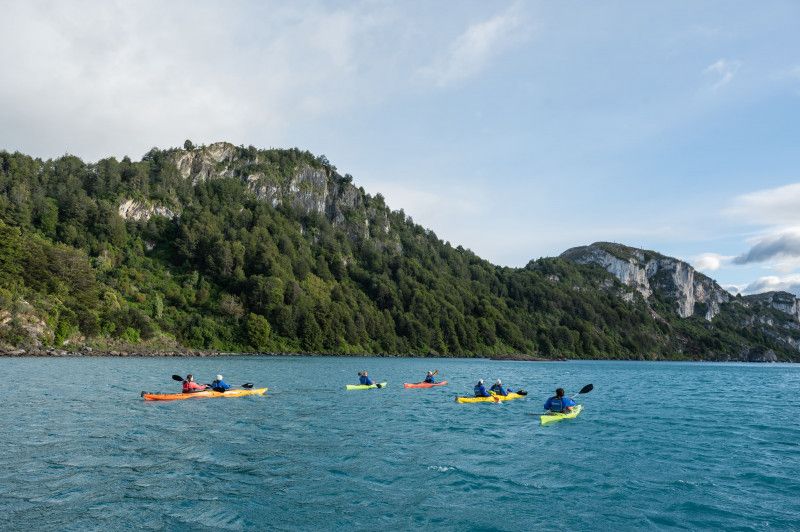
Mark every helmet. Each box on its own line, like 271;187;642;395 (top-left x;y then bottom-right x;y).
478;379;484;385
495;379;502;385
427;371;433;376
216;375;223;381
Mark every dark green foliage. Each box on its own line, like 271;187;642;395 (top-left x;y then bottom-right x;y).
0;144;797;360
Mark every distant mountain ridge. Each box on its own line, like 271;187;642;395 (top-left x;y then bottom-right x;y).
561;242;732;320
0;142;798;361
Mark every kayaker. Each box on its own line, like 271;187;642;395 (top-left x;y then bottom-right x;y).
490;379;510;396
358;371;374;386
182;374;208;393
210;374;231;392
423;371;436;384
544;388;577;413
474;379;491;397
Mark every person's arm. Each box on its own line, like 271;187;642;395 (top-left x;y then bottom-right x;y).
543;398;552;410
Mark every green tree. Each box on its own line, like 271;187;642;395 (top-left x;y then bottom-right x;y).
247;313;272;351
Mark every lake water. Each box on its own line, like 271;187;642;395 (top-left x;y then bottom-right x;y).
1;357;798;530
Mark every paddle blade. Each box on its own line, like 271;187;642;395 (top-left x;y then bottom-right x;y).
242;383;254;389
172;375;184;382
578;384;593;395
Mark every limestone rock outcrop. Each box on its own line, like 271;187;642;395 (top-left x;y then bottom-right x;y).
561;242;731;319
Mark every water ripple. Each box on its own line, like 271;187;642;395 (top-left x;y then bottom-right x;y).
1;358;799;530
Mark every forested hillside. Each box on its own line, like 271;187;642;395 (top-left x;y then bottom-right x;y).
1;142;798;360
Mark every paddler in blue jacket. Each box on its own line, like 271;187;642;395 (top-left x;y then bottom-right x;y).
544;388;577;413
358;371;374;386
424;371;436;384
474;379;491;397
210;374;231;392
489;379;510;396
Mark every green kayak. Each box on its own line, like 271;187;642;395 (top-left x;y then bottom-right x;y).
345;382;387;390
540;404;583;425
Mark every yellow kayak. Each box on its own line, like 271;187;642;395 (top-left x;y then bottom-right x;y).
540;404;583;425
455;392;525;404
141;388;267;401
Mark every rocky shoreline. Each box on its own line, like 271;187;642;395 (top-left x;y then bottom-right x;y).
0;347;785;362
0;347;565;360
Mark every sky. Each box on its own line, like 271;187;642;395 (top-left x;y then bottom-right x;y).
1;1;800;295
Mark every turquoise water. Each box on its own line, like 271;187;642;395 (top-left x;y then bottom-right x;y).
1;357;798;530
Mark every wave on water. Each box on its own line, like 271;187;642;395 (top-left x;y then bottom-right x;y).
2;357;800;530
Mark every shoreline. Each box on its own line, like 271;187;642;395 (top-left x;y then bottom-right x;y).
0;348;789;362
0;347;561;361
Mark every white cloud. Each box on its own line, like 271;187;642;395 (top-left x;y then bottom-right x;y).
722;284;744;295
703;58;741;90
726;182;800;225
692;252;732;271
742;274;800;295
733;228;800;264
0;1;394;161
419;3;531;88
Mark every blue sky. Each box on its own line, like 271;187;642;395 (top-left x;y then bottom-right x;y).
1;1;800;294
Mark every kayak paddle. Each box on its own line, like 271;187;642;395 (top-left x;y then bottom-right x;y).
576;384;593;395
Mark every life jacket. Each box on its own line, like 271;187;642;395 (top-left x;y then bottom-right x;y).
183;381;205;392
490;384;507;396
211;380;230;391
548;397;564;412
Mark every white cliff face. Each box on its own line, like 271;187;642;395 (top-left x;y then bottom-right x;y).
174;142;238;183
743;291;800;323
166;143;390;243
561;243;731;320
118;199;177;221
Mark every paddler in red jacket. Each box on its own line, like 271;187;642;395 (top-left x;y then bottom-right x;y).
182;374;208;393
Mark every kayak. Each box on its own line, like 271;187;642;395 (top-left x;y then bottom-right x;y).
345;382;387;390
404;380;448;389
540;404;583;425
455;392;525;404
141;388;267;401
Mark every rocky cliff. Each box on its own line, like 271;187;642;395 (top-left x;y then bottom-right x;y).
742;291;800;322
168;143;379;231
559;242;800;359
561;242;731;319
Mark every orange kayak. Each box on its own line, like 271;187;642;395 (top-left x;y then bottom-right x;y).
403;381;448;389
141;388;267;401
